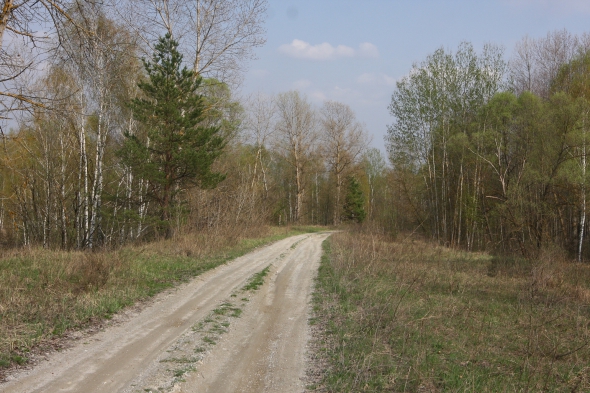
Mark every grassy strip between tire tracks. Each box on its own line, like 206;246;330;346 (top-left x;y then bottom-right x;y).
311;229;590;392
145;265;275;391
0;225;322;373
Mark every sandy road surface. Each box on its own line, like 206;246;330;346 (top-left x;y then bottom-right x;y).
0;232;331;393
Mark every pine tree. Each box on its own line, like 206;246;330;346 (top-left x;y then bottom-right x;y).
119;34;226;238
342;176;366;223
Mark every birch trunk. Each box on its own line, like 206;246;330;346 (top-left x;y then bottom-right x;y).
77;110;90;249
579;126;587;262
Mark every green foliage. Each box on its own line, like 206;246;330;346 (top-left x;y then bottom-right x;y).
552;51;590;99
471;89;587;254
385;41;590;257
119;34;226;236
386;42;507;248
342;176;366;223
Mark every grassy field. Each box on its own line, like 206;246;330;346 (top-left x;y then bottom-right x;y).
312;228;590;392
0;225;321;374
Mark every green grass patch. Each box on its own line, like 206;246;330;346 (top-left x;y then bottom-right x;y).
242;266;271;291
311;230;590;392
172;364;195;380
202;336;216;345
160;356;196;364
229;307;242;318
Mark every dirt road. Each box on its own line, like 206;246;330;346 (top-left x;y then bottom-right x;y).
0;232;331;393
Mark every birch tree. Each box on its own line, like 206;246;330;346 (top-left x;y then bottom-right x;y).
57;4;140;247
117;0;267;85
552;51;590;261
274;91;316;223
387;42;506;246
319;101;369;224
243;93;275;200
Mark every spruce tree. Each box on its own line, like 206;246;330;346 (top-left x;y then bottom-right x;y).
342;176;366;223
119;34;225;238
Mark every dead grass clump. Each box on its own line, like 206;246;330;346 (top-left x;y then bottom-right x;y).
69;253;123;294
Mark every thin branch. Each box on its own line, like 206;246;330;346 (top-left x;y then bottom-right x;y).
0;90;46;108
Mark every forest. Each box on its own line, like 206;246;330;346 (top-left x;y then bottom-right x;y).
0;0;375;250
2;0;590;263
388;32;590;260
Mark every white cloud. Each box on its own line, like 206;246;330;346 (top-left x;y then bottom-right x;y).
358;42;380;58
278;39;354;60
357;73;397;87
278;39;379;60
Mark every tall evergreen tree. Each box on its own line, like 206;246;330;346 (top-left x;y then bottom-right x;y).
119;34;226;238
343;176;366;223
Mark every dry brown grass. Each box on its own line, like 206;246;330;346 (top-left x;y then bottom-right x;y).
312;227;590;392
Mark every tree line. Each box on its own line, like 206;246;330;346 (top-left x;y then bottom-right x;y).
4;1;588;261
387;30;590;260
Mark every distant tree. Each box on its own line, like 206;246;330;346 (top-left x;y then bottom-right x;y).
387;42;506;246
342;176;366;223
319;101;369;225
362;148;387;221
119;34;226;238
242;92;276;203
509;30;590;98
274;91;317;223
552;53;590;261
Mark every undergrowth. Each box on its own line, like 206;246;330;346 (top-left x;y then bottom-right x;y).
312;228;590;392
0;225;319;374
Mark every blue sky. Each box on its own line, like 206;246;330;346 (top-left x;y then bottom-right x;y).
241;0;590;153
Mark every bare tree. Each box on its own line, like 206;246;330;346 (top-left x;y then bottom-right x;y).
319;101;369;224
0;0;89;121
243;93;275;197
57;4;140;248
188;0;267;82
274;91;317;223
510;30;590;98
362;148;386;221
116;0;267;86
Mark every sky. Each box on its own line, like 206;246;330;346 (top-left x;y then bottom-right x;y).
240;0;590;154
